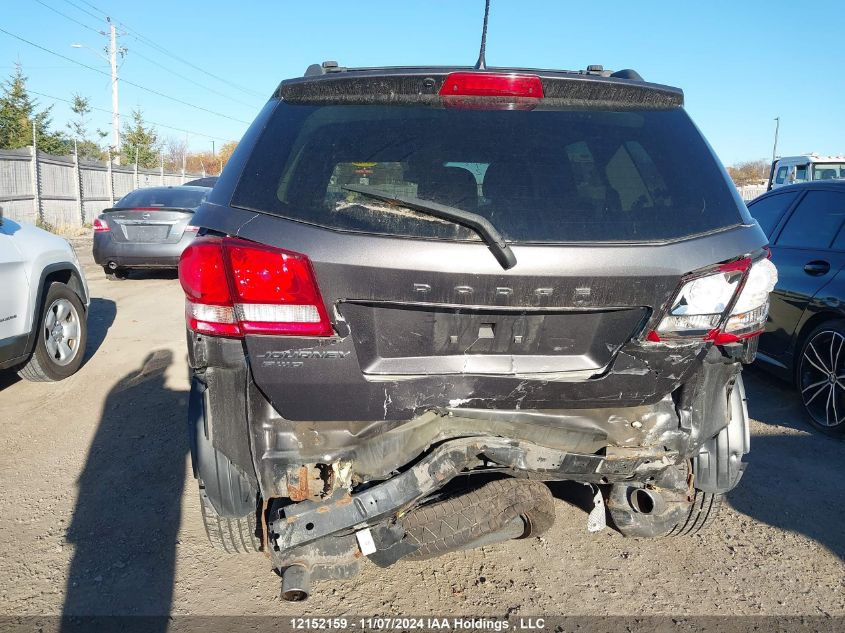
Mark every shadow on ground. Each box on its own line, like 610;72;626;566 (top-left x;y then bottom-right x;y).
84;297;117;363
119;270;179;282
61;350;187;629
728;368;844;560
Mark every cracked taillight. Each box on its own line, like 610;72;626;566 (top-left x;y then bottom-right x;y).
178;236;333;338
648;256;777;344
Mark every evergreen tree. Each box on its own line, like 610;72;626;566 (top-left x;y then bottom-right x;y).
66;94;105;160
120;108;160;168
0;63;69;154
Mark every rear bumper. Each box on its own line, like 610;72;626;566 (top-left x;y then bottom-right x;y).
188;334;746;507
93;232;194;268
242;333;706;420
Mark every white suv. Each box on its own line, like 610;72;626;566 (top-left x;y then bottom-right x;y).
0;209;89;381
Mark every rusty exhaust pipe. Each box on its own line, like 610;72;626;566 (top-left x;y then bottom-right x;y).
280;564;311;602
629;487;666;515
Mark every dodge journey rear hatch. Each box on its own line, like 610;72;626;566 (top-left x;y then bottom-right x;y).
181;65;771;600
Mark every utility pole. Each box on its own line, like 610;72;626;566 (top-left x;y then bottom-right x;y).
31;122;42;223
108;19;120;162
181;132;187;184
772;117;780;163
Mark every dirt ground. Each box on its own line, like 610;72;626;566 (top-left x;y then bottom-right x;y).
0;238;843;619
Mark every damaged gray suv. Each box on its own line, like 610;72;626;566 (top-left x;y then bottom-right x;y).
179;62;777;600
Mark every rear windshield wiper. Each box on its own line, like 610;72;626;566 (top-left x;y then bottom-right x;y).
342;185;517;270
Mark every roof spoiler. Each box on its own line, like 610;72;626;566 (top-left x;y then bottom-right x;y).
284;69;681;109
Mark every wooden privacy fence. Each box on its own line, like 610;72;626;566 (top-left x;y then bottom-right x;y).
0;146;203;228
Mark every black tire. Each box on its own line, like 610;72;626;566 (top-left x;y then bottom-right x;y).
666;489;723;536
400;479;555;560
198;484;261;554
103;266;129;280
796;320;845;435
17;282;87;382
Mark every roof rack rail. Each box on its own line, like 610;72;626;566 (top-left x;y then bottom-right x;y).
301;62;646;83
304;60;346;77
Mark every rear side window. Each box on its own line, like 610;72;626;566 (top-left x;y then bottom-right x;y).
747;191;799;237
233;102;744;243
776;190;845;249
116;187;209;209
775;166;788;185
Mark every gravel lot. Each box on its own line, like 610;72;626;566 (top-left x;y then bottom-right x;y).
0;238;843;619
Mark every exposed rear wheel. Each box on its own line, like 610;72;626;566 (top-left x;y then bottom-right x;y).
797;320;845;435
609;456;725;538
666;489;723;536
198;483;262;554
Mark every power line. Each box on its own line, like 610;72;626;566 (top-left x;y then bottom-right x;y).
0;27;252;124
30;88;236;142
120;27;264;98
126;46;258;108
61;0;264;100
58;0;107;24
73;0;109;18
35;0;104;34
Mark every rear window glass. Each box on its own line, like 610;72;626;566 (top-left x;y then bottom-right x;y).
116;187;209;209
232;102;744;243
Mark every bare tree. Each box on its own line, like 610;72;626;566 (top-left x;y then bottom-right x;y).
727;160;770;186
162;136;187;172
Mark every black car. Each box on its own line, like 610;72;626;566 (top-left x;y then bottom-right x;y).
92;185;210;280
747;180;845;434
178;62;775;600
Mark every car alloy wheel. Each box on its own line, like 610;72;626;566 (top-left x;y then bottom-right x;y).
799;329;845;429
42;297;82;367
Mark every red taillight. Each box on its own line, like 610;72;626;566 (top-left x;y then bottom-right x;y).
93;218;109;233
718;257;751;273
178;236;333;338
439;72;545;98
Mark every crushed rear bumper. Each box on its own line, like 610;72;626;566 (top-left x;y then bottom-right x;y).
188;334;748;517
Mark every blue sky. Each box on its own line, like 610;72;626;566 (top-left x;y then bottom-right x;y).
1;0;843;164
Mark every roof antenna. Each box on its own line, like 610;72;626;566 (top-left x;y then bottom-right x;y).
474;0;491;70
